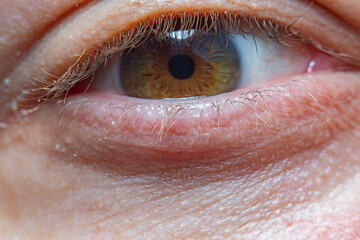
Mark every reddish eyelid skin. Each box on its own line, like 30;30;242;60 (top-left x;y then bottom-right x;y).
62;70;360;161
75;48;351;154
1;0;360;239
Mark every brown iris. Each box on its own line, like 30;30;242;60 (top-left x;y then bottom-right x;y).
121;30;240;99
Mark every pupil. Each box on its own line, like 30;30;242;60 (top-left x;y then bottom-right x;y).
168;54;195;80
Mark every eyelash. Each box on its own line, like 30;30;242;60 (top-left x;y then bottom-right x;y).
24;9;305;110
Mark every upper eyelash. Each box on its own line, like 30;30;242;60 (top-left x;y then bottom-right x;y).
21;9;305;112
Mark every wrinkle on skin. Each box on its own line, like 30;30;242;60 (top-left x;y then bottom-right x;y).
0;0;88;79
1;93;360;239
1;0;360;239
314;0;360;29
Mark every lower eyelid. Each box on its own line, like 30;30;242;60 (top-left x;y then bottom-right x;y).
49;70;360;170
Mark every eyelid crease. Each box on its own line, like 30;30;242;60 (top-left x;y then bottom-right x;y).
314;0;360;30
0;0;94;82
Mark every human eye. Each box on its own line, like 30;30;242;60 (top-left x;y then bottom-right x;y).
1;0;360;239
90;16;334;100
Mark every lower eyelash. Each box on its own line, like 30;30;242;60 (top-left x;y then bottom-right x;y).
58;81;296;142
22;9;305;113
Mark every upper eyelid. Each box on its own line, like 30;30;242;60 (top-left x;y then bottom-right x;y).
2;0;360;113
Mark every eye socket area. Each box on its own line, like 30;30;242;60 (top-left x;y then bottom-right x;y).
1;2;360;240
1;4;360;239
59;20;355;157
4;6;357;159
57;14;356;167
1;5;359;163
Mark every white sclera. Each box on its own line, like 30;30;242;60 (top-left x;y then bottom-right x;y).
231;34;312;88
93;32;313;95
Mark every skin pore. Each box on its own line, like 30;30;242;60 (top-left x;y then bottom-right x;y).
1;0;360;239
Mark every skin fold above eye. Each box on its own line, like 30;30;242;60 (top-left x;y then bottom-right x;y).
0;0;88;80
315;0;360;29
0;0;360;240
